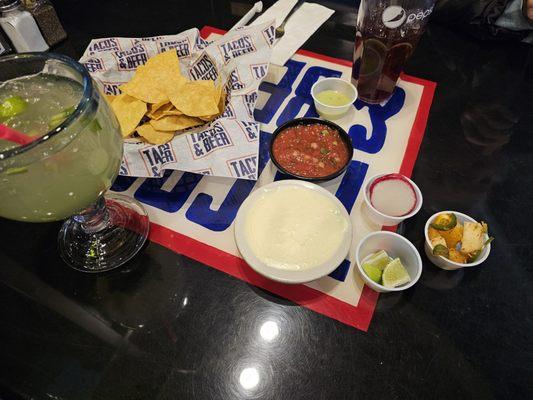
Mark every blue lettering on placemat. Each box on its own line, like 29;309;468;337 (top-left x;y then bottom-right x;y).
334;160;369;213
111;175;137;192
328;160;369;282
185;130;272;231
349;87;405;154
255;59;305;124
134;170;203;213
329;259;351;281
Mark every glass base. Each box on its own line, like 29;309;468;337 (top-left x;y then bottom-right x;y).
358;96;392;105
58;193;149;273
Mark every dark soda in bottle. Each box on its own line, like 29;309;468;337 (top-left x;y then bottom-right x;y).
352;0;435;104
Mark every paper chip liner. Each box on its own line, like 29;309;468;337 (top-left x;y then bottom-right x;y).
79;22;275;180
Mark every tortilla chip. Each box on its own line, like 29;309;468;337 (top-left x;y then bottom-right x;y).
149;114;203;131
150;100;171;113
136;123;175;145
217;86;226;113
147;102;175;120
163;71;188;99
169;80;218;117
121;50;185;104
105;94;117;104
160;109;184;118
110;93;147;137
199;87;226;122
198;87;226;121
149;50;187;101
196;79;216;88
120;65;167;104
148;110;185;120
108;51;225;143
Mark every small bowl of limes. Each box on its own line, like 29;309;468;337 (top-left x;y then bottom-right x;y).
355;231;422;293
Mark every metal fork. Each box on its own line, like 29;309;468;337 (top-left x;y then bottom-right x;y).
275;0;304;38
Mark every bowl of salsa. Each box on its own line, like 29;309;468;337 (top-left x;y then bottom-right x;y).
270;118;353;182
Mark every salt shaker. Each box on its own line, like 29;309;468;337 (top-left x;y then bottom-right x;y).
22;0;66;46
0;0;48;52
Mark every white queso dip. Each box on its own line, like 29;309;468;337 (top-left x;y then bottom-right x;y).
243;185;349;271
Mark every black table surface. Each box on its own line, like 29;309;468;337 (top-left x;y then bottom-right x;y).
1;1;532;399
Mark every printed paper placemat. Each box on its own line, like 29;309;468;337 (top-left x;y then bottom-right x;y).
111;26;436;331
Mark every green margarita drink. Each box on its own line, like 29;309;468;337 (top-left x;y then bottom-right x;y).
0;73;122;222
0;53;148;272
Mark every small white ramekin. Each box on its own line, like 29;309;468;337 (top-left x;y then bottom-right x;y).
424;211;491;270
363;173;423;227
355;231;422;293
311;77;357;120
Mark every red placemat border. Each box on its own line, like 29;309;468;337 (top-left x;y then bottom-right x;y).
147;26;436;332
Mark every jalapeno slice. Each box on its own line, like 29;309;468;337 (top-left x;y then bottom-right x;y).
432;244;449;258
430;213;457;231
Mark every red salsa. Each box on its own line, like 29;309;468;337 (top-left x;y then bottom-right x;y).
272;123;350;178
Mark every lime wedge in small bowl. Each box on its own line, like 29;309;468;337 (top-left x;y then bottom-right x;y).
382;258;411;288
362;249;391;271
362;263;382;284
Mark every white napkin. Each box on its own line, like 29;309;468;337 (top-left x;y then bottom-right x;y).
253;0;334;66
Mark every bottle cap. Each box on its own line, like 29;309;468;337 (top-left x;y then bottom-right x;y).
21;0;38;9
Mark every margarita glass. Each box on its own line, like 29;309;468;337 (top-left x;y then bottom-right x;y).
0;53;149;272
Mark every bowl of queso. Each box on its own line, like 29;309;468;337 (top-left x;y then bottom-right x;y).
234;180;352;284
270;118;353;182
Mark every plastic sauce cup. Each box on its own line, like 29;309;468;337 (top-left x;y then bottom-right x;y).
311;77;357;120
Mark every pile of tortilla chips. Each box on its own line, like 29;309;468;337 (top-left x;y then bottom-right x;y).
105;50;225;145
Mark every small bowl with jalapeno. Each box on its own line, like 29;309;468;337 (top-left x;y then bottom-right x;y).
424;211;493;270
269;117;353;182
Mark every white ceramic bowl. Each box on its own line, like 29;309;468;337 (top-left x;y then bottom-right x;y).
424;211;491;270
355;231;422;293
311;77;357;120
234;180;352;284
363;173;423;227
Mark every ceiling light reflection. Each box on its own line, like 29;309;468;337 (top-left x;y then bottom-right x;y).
259;320;279;342
239;367;260;390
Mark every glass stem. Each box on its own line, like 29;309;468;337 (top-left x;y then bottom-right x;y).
74;196;110;234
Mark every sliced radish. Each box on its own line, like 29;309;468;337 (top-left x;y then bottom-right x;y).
369;173;417;217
